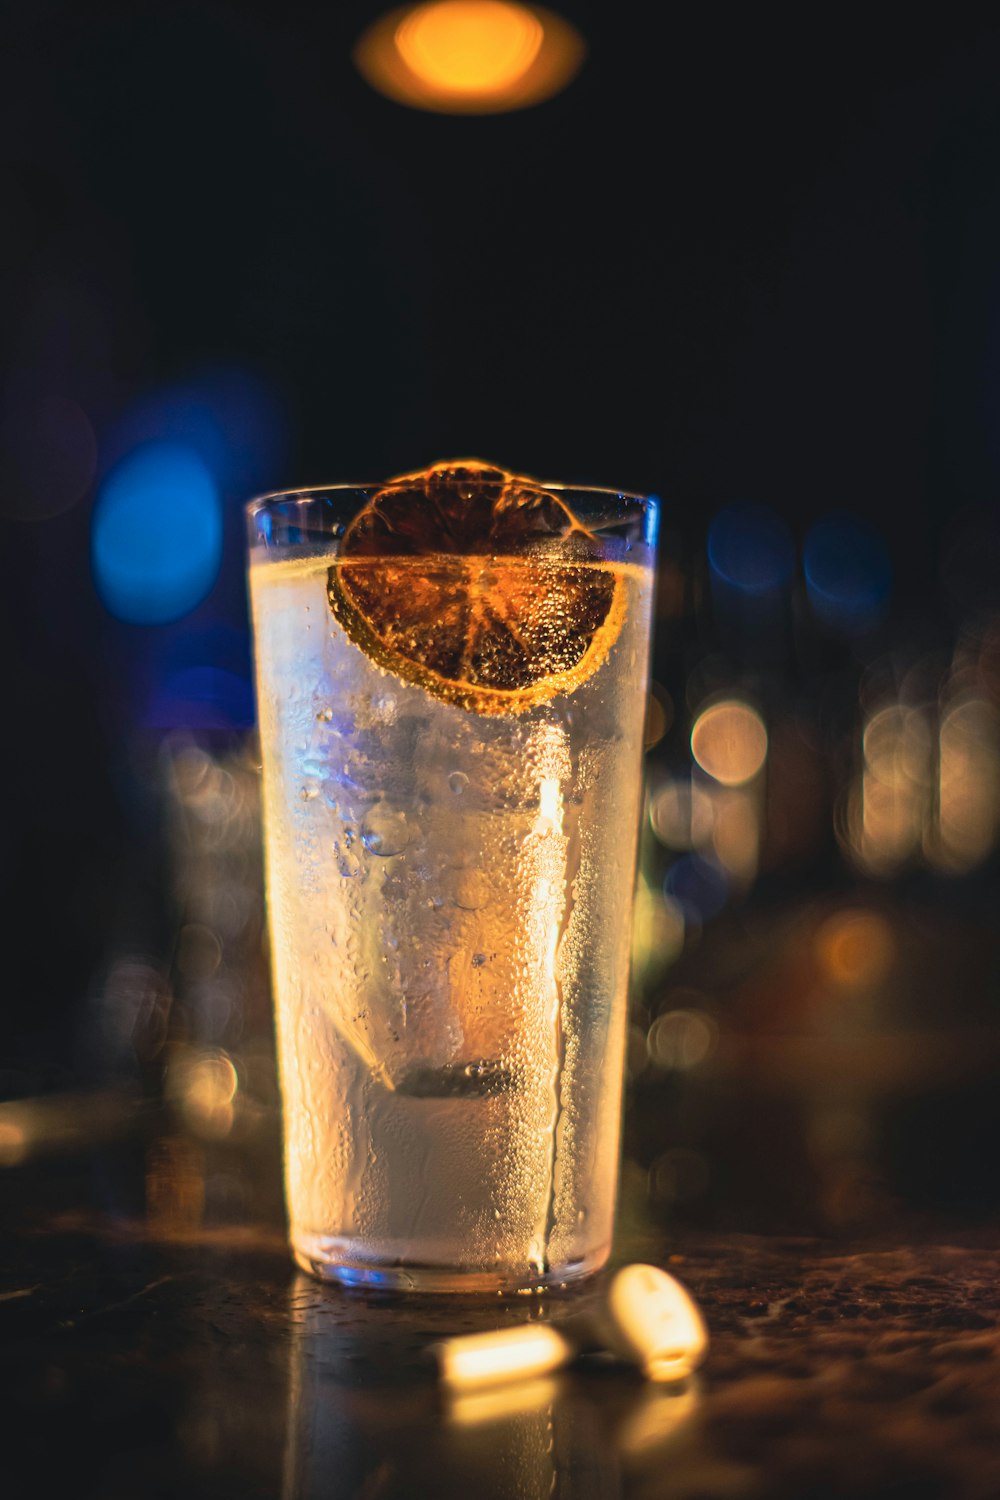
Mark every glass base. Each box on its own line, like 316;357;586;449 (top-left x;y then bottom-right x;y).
292;1234;609;1294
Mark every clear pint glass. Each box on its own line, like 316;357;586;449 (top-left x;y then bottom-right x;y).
247;462;657;1290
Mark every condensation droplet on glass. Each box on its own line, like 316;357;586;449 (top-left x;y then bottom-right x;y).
448;771;469;795
454;867;491;911
360;807;410;857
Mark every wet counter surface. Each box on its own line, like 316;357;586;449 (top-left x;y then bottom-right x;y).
3;1167;1000;1500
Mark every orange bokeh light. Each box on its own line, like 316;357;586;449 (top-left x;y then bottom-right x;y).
691;700;768;787
396;1;544;94
816;909;895;988
354;1;585;114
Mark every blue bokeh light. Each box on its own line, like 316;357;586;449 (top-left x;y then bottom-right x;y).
663;855;730;925
803;516;892;637
92;441;222;624
708;504;796;597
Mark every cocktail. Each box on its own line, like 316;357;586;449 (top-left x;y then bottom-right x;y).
248;461;657;1290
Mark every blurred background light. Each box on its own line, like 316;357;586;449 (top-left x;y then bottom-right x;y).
0;394;97;521
397;0;543;91
92;441;222;625
933;694;1000;871
354;1;585;113
631;881;685;978
102;366;287;497
647;1007;717;1071
643;682;673;750
663;854;729;924
691;700;768;786
815;909;895;989
649;776;714;850
844;701;933;874
708;786;761;883
804;516;892;637
707;503;795;597
167;1048;239;1141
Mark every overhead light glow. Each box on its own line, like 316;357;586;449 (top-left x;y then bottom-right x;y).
396;1;543;93
354;1;585;114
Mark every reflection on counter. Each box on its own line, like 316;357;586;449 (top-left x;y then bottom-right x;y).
281;1275;703;1500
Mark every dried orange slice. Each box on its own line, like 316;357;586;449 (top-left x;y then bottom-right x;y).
327;459;626;715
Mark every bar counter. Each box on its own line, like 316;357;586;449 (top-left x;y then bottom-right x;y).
3;1157;998;1499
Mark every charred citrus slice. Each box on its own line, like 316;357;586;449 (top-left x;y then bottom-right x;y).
327;459;626;715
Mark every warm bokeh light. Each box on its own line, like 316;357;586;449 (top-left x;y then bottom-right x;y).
815;909;895;988
643;683;673;750
649;776;714;850
847;703;932;873
933;695;1000;871
631;882;685;976
709;786;761;883
396;1;543;94
169;1049;239;1140
691;701;768;787
0;1120;27;1167
647;1007;717;1070
0;1093;134;1165
354;1;585;113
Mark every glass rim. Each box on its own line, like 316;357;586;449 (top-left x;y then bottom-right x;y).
245;479;657;521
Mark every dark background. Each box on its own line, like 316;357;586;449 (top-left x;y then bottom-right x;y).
5;2;1000;1231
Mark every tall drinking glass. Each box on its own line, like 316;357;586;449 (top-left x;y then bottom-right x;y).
247;462;657;1291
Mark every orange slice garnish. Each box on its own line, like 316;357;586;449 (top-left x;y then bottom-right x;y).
326;459;626;715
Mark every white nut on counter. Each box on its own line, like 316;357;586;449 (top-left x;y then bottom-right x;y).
433;1323;573;1391
598;1263;709;1381
433;1262;709;1391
